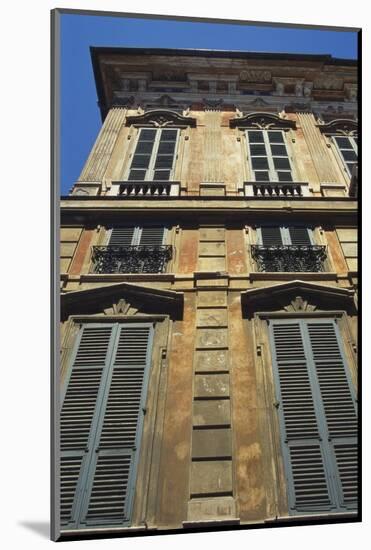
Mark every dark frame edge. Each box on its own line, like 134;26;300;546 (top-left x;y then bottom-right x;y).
51;7;61;543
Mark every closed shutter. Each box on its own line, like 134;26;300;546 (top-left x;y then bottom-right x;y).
60;323;154;529
307;322;358;509
288;227;312;246
260;227;283;246
108;227;135;246
269;319;357;514
139;227;165;246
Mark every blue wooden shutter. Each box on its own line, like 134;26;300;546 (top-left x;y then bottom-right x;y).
60;325;116;527
306;322;358;509
269;319;358;514
60;323;154;530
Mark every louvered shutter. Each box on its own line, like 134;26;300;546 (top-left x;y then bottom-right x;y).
60;325;116;527
269;319;358;514
108;227;135;246
288;227;312;246
139;227;165;246
60;323;154;529
307;322;358;509
260;227;283;246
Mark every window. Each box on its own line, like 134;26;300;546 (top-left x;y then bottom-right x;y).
331;135;358;177
257;226;314;246
60;322;154;530
91;226;172;274
127;128;179;181
251;226;327;272
108;226;166;247
246;130;293;182
269;318;357;514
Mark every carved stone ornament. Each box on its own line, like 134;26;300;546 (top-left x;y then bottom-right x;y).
241;280;356;317
125;109;196;128
317;118;358;135
61;281;184;321
229;111;296;130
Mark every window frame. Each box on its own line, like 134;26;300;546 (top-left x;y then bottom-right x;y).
245;129;294;182
125;127;180;182
256;226;315;246
107;226;167;246
330;134;358;178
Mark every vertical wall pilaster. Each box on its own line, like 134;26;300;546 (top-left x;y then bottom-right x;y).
203;111;223;183
297;112;341;185
78;107;128;182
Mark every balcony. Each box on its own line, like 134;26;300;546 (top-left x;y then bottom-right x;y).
91;245;173;274
109;181;180;197
251;245;327;272
244;181;310;197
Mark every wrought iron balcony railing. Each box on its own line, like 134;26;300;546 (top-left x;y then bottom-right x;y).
91;245;173;274
251;244;327;272
244;181;310;197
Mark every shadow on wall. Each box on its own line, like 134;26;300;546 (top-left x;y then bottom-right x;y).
18;521;49;539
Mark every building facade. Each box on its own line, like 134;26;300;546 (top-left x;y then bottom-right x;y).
59;47;358;538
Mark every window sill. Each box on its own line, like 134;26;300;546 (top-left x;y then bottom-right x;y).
249;272;338;281
80;273;176;283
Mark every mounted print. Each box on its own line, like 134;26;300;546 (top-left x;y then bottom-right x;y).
52;8;360;542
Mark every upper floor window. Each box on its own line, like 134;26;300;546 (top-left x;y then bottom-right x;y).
91;226;173;274
127;128;179;181
251;226;327;272
331;135;358;177
246;130;293;182
317;119;358;181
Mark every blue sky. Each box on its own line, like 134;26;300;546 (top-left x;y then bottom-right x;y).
60;12;358;195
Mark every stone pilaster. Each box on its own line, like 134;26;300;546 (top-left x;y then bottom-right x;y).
297;112;340;184
78;107;128;182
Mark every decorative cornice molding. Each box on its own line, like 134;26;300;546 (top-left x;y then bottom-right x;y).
241;280;356;317
61;281;184;321
125;109;196;128
229;111;296;130
317;118;358;135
